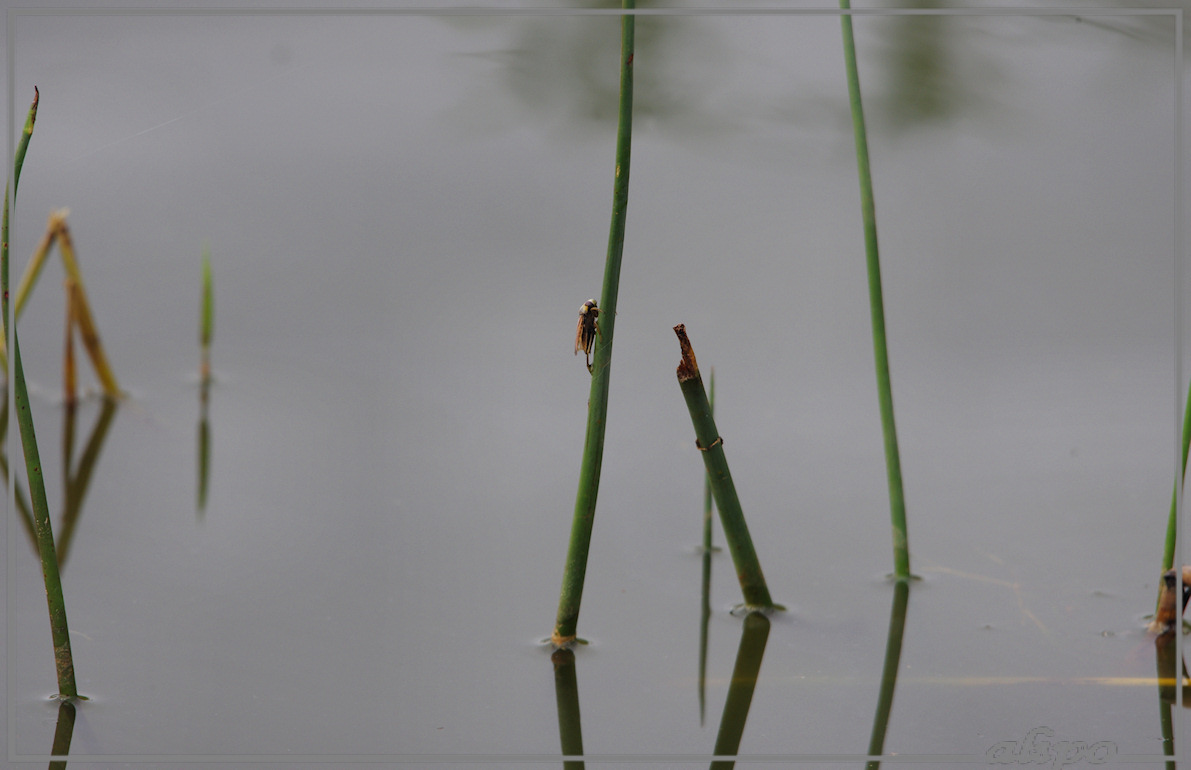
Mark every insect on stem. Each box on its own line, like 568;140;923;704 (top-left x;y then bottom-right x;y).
574;299;600;374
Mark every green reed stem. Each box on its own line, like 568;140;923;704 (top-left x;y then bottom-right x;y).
1;88;37;374
839;2;911;580
17;334;78;699
200;244;213;370
1157;378;1191;607
674;325;775;609
551;0;635;647
0;87;37;373
3;88;78;698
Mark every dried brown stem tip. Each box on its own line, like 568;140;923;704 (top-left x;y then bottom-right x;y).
674;324;699;381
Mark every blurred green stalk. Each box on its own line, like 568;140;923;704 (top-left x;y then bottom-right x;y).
674;325;775;609
839;2;911;580
200;244;213;381
552;0;635;647
3;88;79;699
1157;378;1191;608
198;245;213;511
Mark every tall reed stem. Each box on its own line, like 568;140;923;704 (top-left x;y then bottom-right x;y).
4;87;79;698
552;1;635;646
839;2;911;580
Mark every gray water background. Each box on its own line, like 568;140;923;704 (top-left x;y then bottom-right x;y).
0;7;1184;765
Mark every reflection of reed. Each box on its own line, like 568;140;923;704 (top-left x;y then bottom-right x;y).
698;544;713;725
1153;629;1190;767
58;398;118;567
0;390;37;548
48;698;77;770
697;367;718;725
1154;630;1191;704
865;579;910;770
551;648;585;770
197;245;214;514
2;390;117;570
710;612;770;770
197;377;211;513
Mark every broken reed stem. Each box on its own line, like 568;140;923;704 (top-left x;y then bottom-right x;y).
15;218;54;318
551;0;635;647
54;215;119;397
3;87;79;699
0;209;56;372
1;209;121;398
674;325;774;609
839;1;911;580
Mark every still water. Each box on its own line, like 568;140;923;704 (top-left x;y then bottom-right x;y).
2;6;1184;767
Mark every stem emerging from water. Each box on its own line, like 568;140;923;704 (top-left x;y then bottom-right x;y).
1157;378;1191;609
840;2;911;580
674;325;775;609
552;1;635;647
3;87;79;699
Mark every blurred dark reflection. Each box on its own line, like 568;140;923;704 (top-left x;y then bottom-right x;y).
447;1;1179;145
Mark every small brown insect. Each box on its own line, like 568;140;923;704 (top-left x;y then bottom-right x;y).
574;299;600;373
